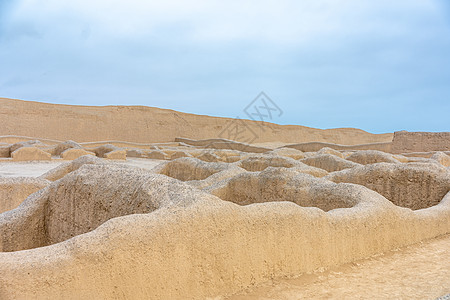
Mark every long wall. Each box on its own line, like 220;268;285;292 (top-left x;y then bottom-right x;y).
392;131;450;153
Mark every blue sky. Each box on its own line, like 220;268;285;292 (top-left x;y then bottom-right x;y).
0;0;449;133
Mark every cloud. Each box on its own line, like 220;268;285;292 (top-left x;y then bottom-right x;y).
0;0;16;32
0;0;449;133
5;0;441;44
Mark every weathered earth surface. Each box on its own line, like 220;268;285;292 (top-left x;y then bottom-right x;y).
0;138;449;299
0;98;449;299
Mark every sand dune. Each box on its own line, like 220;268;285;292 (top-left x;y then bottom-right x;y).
0;97;392;145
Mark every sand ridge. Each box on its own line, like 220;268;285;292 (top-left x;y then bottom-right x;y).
0;97;393;144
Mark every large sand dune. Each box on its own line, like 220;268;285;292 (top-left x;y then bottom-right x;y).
0;97;392;145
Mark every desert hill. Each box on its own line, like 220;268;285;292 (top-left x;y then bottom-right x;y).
0;97;392;145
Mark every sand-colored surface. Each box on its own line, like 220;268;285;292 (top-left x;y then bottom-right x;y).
228;234;450;300
0;161;65;177
114;157;165;171
11;146;51;161
0;145;448;299
0;97;393;145
393;131;450;153
0;158;163;178
0;177;50;213
0;98;449;299
285;141;393;153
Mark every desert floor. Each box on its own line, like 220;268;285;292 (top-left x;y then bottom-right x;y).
0;158;164;177
228;234;450;300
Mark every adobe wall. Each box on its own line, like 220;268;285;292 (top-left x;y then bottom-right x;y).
392;131;450;154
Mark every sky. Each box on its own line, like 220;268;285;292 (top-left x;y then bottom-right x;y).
0;0;449;134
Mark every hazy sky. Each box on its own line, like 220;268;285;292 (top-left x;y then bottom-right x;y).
1;0;449;133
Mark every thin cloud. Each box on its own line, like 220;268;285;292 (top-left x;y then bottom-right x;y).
0;0;449;133
5;0;441;43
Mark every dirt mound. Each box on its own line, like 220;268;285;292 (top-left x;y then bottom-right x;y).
346;150;399;165
237;155;298;171
126;149;146;158
267;147;305;159
169;150;193;160
104;149;126;160
54;140;82;156
61;148;95;160
9;140;46;153
431;152;450;167
301;154;361;172
147;150;168;160
40;155;105;181
208;167;376;211
317;147;345;158
154;157;230;181
92;144;122;157
326;163;450;210
11;147;51;161
197;151;222;162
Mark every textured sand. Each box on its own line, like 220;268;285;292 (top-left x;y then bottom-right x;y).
228;234;450;300
0;97;393;144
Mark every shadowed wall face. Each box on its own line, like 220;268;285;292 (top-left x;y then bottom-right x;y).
392;131;450;153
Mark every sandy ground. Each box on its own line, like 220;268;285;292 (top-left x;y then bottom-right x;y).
0;158;164;178
227;234;450;300
250;142;290;149
0;160;65;177
113;158;164;171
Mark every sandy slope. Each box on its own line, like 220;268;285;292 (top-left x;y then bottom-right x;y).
0;97;392;145
228;234;450;300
